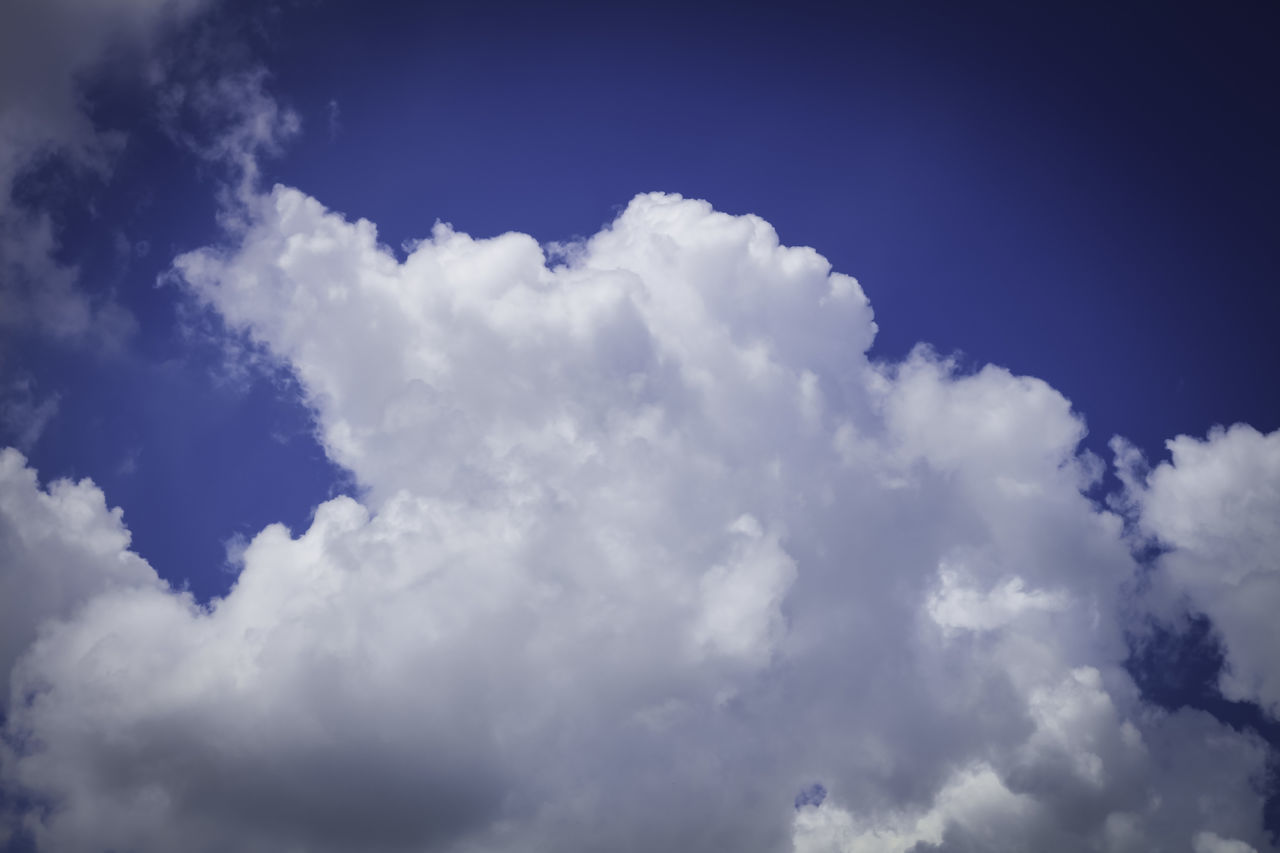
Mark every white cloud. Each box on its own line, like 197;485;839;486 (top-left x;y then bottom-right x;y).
1121;424;1280;714
0;449;161;714
693;515;797;666
1196;832;1261;853
0;191;1275;851
927;557;1070;634
793;698;1267;853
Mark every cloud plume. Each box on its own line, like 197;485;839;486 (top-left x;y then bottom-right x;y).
1;189;1276;852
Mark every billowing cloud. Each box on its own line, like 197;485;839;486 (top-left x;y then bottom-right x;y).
0;449;160;714
1119;425;1280;715
1;191;1275;852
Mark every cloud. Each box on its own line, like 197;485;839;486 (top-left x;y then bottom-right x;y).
156;64;300;213
0;195;139;351
793;699;1267;853
0;449;161;716
1119;424;1280;715
0;0;211;161
1196;833;1262;853
0;0;212;348
0;378;60;452
1;191;1275;852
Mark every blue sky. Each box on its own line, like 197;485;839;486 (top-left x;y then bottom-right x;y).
1;2;1278;851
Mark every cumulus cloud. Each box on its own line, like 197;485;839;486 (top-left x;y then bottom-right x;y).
1;190;1275;852
0;449;161;714
1119;425;1280;715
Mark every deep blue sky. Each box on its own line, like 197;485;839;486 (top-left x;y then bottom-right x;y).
7;0;1279;605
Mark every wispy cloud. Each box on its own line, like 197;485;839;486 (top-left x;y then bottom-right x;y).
0;0;214;350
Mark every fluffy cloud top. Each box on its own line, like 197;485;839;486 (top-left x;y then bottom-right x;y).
0;448;160;713
1;190;1276;852
1121;425;1280;715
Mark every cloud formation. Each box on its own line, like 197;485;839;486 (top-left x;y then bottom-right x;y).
1120;425;1280;716
0;0;211;346
0;449;160;716
2;190;1277;852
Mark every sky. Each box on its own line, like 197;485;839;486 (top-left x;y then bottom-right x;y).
0;1;1278;851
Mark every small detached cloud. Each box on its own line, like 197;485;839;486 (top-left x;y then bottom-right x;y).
0;377;59;451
